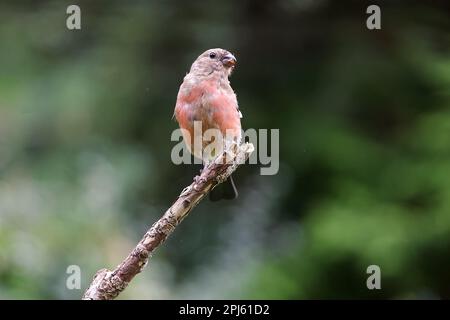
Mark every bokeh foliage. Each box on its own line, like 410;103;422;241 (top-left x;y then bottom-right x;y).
0;0;449;299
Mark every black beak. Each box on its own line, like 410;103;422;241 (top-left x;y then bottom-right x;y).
221;53;236;68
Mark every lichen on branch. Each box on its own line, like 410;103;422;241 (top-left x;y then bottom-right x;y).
82;143;254;300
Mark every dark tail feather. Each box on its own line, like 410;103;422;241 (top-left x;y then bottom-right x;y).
209;175;238;201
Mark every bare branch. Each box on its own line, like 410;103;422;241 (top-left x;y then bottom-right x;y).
82;143;254;300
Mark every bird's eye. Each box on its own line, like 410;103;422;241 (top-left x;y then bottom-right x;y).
209;52;216;59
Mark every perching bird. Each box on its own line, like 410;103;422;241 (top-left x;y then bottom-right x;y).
174;48;242;201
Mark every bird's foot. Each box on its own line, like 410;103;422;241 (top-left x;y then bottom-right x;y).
193;175;207;185
224;141;240;162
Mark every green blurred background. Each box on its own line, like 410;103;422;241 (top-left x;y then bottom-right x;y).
0;0;449;299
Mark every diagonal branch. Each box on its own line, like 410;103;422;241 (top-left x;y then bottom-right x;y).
82;143;254;300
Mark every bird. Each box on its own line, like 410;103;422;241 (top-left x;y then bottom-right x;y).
174;48;242;201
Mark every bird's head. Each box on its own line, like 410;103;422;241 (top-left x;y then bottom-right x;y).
189;48;237;78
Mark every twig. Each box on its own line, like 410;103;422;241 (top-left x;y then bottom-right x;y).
82;143;254;300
